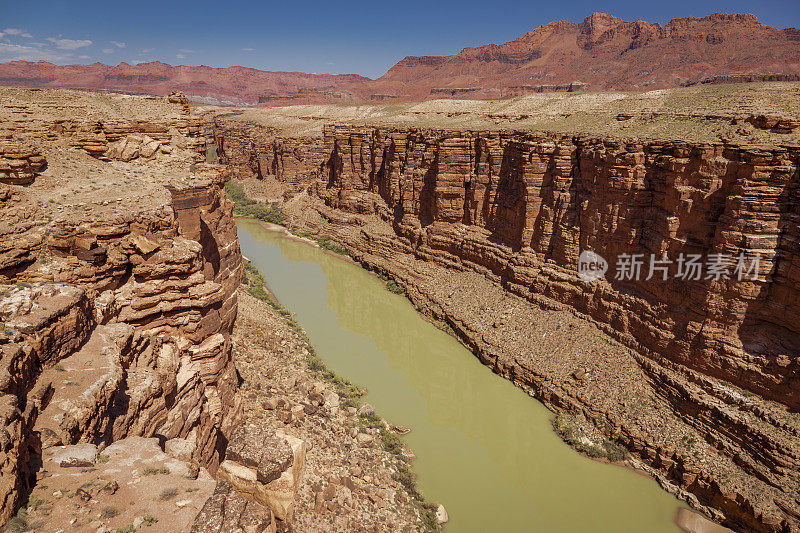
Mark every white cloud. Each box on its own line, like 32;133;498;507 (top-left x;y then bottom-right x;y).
176;53;186;59
178;48;195;54
242;47;254;51
140;48;154;54
0;33;5;39
46;37;92;50
110;40;126;48
102;48;114;54
78;55;90;59
4;28;32;38
0;42;71;62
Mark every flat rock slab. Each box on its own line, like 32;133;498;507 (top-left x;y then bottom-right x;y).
50;443;98;467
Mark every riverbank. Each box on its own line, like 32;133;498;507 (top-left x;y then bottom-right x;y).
233;259;441;531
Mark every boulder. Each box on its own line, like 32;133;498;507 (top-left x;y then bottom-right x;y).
165;437;196;462
217;425;306;521
436;504;449;525
675;508;733;533
191;480;275;533
106;134;164;162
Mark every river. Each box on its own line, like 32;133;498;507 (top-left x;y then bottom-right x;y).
237;220;684;533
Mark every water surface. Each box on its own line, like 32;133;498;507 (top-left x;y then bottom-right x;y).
238;220;683;532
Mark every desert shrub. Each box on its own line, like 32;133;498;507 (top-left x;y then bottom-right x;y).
316;235;348;255
159;488;178;501
4;515;27;533
385;279;404;294
142;466;170;475
380;428;404;455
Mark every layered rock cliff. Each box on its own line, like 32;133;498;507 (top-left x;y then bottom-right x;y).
320;126;800;409
213;116;800;532
0;89;244;524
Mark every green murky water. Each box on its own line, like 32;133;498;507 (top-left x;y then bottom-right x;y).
237;220;683;533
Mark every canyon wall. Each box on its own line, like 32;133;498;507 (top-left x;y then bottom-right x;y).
214;120;800;532
212;120;327;195
0;92;244;523
320;126;800;410
0;173;244;522
217;123;800;410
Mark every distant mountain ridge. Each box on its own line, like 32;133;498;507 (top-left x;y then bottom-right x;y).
1;12;798;105
0;60;369;106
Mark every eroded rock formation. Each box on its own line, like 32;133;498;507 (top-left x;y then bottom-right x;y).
0;89;245;525
0;133;46;185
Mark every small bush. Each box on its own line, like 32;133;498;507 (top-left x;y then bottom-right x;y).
553;413;629;462
5;515;27;533
159;488;178;501
358;410;383;430
380;428;404;455
101;507;119;519
316;235;348;256
142;466;170;475
27;495;46;511
386;279;404;294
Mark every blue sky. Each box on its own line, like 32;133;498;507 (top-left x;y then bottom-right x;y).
1;0;798;78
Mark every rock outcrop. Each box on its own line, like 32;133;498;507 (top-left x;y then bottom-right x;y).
0;133;46;185
217;425;306;521
106;134;169;161
0;89;243;525
191;480;276;533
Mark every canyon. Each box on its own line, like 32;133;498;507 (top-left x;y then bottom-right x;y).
1;13;799;105
1;78;799;533
209;82;800;532
0;88;433;532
